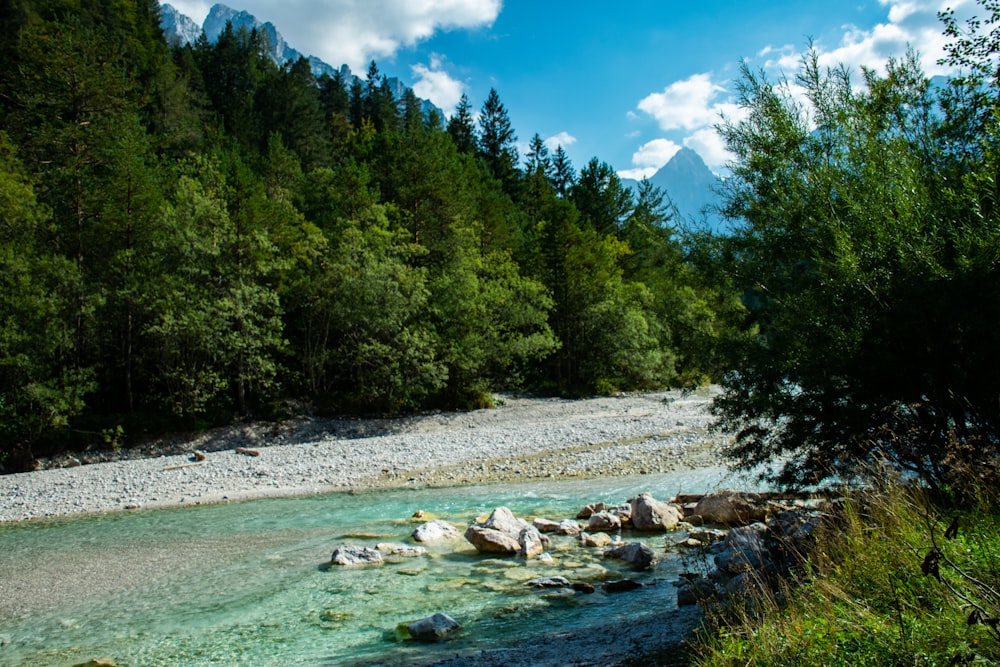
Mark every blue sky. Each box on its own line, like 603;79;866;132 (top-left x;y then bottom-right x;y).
166;0;978;177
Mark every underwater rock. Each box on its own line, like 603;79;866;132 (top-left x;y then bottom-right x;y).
527;576;572;588
602;578;643;594
375;543;427;558
580;531;613;548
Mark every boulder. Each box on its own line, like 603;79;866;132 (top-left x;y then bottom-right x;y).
331;545;383;567
602;578;643;594
604;542;655;569
571;582;596;594
687;527;727;545
533;517;561;533
629;493;683;531
557;519;582;536
481;506;530;535
609;503;633;525
406;612;461;642
677;579;719;606
586;511;621;533
714;523;768;575
464;525;521;554
518;525;549;559
412;520;462;543
576;502;606;519
580;531;613;547
693;491;768;526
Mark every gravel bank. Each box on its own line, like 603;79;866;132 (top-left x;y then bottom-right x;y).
0;388;728;522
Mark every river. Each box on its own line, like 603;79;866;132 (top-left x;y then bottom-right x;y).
0;467;747;666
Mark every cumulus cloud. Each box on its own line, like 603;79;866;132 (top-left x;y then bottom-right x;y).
412;55;465;117
684;129;733;172
618;138;680;180
544;132;577;151
637;73;726;131
173;0;502;71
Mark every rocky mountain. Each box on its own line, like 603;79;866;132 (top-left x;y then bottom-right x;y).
623;147;725;232
159;3;201;47
158;2;440;116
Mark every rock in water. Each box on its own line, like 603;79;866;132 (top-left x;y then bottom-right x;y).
693;490;767;526
330;545;383;567
518;525;549;559
481;506;530;534
604;542;656;569
412;520;462;543
629;493;683;531
464;525;521;554
586;511;621;533
406;612;461;642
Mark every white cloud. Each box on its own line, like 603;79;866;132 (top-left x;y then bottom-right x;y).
411;55;465;117
179;0;502;71
637;73;726;131
544;132;577;150
617;138;681;180
684;128;733;172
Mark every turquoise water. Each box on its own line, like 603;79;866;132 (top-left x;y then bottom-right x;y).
0;468;742;666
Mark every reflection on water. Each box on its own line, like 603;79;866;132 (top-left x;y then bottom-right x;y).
0;467;751;666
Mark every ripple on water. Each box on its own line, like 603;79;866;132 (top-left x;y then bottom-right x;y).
0;468;754;666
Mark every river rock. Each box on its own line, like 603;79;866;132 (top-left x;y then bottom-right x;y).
527;576;572;588
576;502;606;519
331;545;383;567
687;527;727;545
406;612;462;642
629;493;683;531
376;543;427;558
602;578;643;594
481;506;530;535
609;503;632;525
557;519;582;536
533;517;561;533
518;525;549;559
465;525;521;554
604;541;655;569
693;490;768;526
714;523;767;575
412;520;462;543
586;511;621;533
580;531;613;547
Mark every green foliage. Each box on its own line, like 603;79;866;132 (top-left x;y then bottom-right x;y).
713;46;1000;488
0;0;727;465
695;475;1000;667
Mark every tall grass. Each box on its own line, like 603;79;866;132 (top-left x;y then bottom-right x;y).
692;473;1000;666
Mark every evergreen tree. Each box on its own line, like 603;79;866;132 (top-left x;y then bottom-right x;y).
447;93;476;154
549;145;576;197
477;88;519;188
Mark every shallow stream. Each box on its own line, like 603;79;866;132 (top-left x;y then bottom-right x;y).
0;467;745;666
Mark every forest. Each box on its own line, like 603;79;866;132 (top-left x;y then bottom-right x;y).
0;0;734;469
4;0;1000;497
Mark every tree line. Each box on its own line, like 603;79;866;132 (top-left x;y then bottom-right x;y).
0;0;731;469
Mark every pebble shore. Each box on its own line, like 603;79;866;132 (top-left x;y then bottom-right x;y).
0;388;729;522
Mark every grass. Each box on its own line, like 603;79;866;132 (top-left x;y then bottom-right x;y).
690;472;1000;667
